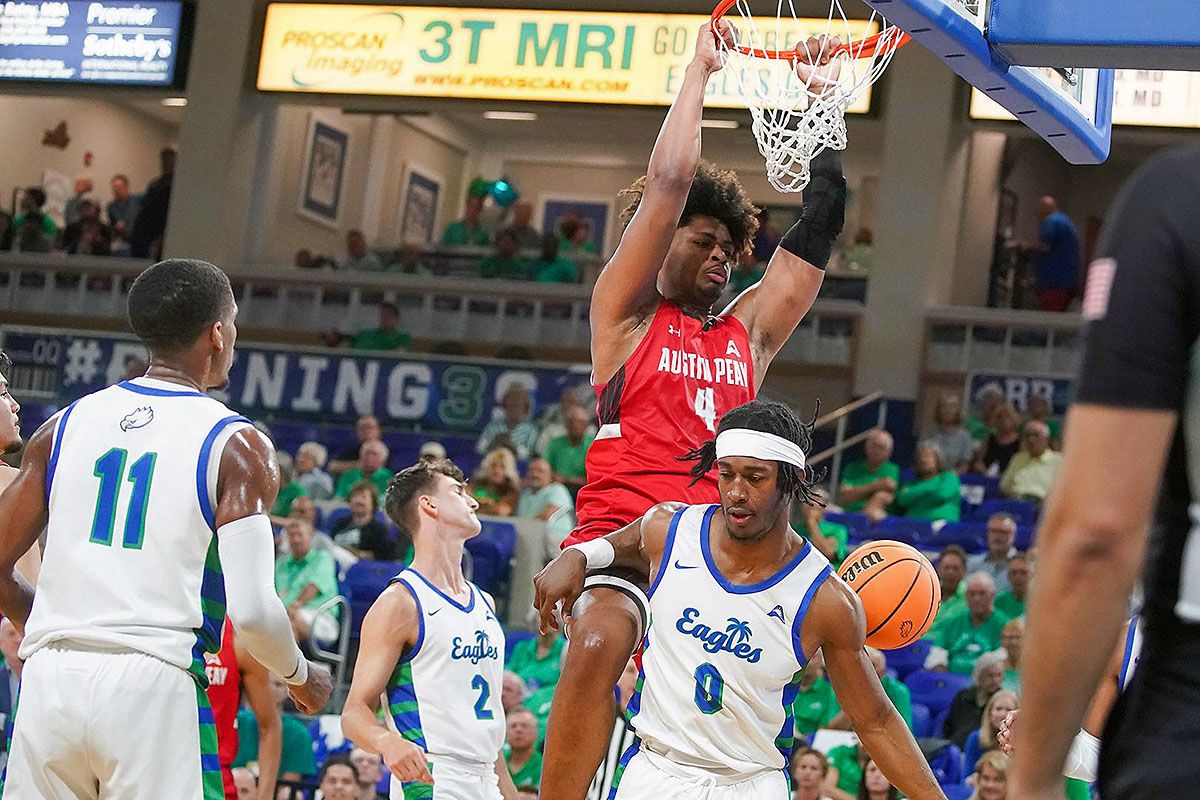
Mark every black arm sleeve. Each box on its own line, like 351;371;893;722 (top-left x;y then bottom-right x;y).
1074;146;1200;411
778;148;847;270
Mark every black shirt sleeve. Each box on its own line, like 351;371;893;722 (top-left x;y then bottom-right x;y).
1075;146;1200;410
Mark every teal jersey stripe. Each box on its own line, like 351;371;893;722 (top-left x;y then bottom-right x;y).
195;681;224;800
387;661;428;749
774;672;803;760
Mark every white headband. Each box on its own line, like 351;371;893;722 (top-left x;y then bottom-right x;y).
714;428;807;470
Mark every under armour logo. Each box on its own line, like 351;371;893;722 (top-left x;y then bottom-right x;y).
668;325;681;336
726;341;742;358
768;605;786;624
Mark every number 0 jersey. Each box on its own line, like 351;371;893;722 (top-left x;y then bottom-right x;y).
385;568;506;794
566;301;756;547
20;377;253;684
628;505;833;779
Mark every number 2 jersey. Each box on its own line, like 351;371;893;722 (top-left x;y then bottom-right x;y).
566;300;756;547
385;568;506;795
20;377;253;684
625;504;833;779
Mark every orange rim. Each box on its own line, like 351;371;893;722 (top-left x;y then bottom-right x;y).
710;0;911;61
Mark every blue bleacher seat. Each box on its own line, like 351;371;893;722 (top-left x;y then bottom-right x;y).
925;522;988;554
910;702;932;738
324;506;351;532
972;497;1039;527
343;559;399;638
824;512;871;544
928;743;964;786
505;630;536;661
1016;524;1037;551
885;639;931;680
904;670;972;717
465;519;519;603
872;516;934;547
932;706;951;740
941;783;974;800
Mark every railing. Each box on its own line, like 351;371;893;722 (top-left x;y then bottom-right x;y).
0;252;862;368
923;305;1083;376
807;391;888;490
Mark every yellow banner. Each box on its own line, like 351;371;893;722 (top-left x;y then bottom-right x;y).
256;4;877;112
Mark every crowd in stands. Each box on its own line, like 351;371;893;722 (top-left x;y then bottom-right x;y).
293;198;595;285
1;149;176;259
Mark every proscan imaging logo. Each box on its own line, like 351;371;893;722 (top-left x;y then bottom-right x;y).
276;10;407;88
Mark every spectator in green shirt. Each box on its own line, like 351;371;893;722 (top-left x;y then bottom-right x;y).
334;439;392;499
836;429;901;513
531;233;579;283
276;519;340;644
826;647;913;732
507;629;567;690
516;459;576;558
270;451;308;517
1000;617;1023;692
927;544;969;642
480;230;531;280
965;386;1005;441
349;302;413;351
994;551;1030;619
441;194;491;246
341;229;384;271
543;406;594;495
232;673;318;782
504;707;543;787
791;651;839;736
10;186;58;242
1024;392;1063;449
928;572;1010;674
825;742;866;797
797;486;849;567
887;442;962;523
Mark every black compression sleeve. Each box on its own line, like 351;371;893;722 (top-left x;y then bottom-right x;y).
778;148;847;270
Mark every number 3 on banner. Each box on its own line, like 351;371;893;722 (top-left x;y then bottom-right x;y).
693;387;716;432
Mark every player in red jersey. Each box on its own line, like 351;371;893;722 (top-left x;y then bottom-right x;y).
537;23;846;800
207;619;284;800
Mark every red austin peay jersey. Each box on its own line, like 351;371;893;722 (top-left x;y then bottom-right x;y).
565;300;756;547
206;619;241;800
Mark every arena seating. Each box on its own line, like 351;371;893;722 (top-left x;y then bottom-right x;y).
886;639;932;680
911;702;933;738
904;670;973;717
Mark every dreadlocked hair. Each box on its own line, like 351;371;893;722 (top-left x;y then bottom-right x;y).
619;161;760;257
679;399;826;505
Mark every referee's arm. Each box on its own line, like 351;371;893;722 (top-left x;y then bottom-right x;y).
1012;151;1200;798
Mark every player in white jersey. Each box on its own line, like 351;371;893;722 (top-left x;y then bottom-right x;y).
342;458;518;800
535;400;944;800
999;614;1143;783
0;259;331;799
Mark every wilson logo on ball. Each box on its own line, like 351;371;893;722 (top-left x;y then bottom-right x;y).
840;550;884;583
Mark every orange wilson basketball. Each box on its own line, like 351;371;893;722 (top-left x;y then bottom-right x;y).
838;540;940;650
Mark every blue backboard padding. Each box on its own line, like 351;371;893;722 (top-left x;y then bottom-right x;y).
989;0;1200;70
862;0;1113;163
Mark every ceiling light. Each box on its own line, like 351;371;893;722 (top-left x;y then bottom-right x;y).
483;111;537;121
700;119;739;129
161;97;188;107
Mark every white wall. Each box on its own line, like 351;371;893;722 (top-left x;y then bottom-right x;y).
0;95;175;215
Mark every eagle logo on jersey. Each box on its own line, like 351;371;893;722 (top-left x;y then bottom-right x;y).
676;609;763;663
120;406;155;431
451;630;500;664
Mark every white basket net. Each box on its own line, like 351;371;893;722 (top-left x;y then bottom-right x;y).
715;1;906;192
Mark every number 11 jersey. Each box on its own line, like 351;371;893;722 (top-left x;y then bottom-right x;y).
21;377;253;685
566;300;756;547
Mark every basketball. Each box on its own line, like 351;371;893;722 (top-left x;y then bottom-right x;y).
839;540;940;650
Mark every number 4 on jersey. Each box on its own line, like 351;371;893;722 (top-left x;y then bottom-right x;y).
693;387;716;432
90;448;157;549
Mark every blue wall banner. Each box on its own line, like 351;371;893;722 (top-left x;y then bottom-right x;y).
0;1;187;86
966;371;1074;417
0;328;591;431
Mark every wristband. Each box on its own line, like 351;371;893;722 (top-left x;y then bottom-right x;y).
566;538;616;571
284;656;309;687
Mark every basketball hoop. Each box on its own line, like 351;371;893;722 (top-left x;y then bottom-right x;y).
711;0;910;193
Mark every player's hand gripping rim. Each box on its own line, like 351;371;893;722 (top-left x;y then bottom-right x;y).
533;548;588;635
381;735;435;786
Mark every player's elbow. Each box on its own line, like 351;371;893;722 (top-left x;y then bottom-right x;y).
1041;513;1146;578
